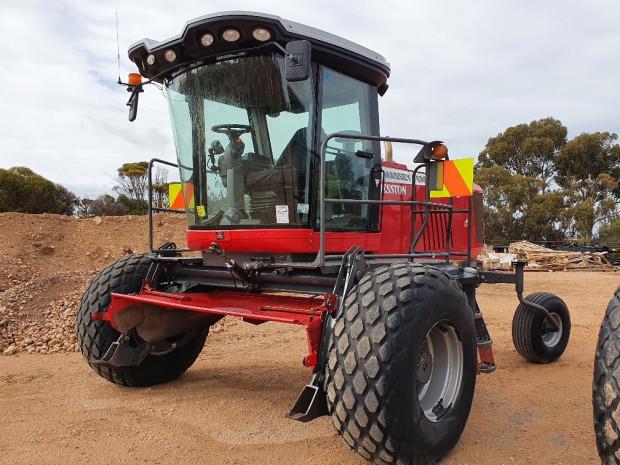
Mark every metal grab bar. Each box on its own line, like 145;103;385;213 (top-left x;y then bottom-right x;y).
147;158;187;253
145;132;474;268
316;132;471;268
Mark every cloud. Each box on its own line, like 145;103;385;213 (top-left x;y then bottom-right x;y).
0;0;618;197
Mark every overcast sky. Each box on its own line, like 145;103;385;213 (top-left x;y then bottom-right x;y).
1;0;618;197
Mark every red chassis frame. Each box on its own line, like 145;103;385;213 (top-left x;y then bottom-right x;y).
93;284;337;369
92;160;484;372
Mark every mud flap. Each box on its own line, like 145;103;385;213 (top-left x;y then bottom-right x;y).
288;373;328;422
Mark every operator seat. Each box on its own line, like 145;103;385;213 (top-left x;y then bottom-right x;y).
276;128;308;168
275;128;310;199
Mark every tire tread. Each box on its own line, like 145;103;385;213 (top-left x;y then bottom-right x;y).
512;292;570;364
76;254;206;387
593;287;620;464
325;263;473;465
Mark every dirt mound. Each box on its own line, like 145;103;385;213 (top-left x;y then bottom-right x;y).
0;212;189;355
0;272;95;354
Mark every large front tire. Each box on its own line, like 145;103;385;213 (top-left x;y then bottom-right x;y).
325;263;477;465
593;288;620;464
76;253;207;387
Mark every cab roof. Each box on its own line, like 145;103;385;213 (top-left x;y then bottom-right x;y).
128;11;390;90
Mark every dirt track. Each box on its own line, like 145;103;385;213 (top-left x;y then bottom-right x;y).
0;213;617;464
1;269;618;464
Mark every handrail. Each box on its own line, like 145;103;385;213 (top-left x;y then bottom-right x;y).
266;132;473;269
145;133;474;268
147;158;188;253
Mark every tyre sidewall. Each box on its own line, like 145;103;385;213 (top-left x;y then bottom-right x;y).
394;276;477;458
526;295;571;362
325;264;477;463
77;253;207;386
593;288;620;460
77;254;152;361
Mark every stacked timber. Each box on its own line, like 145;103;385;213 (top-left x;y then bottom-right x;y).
478;247;515;271
508;241;615;271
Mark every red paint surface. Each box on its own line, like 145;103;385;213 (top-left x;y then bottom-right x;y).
186;161;483;259
96;289;328;369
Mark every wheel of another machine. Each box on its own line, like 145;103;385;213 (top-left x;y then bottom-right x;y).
325;263;477;465
76;253;207;387
593;288;620;465
512;292;571;364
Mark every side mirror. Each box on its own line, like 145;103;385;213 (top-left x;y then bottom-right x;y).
285;40;311;82
127;85;143;122
428;161;445;191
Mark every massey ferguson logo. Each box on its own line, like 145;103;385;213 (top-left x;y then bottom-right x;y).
382;167;425;185
216;231;225;240
384;169;412;184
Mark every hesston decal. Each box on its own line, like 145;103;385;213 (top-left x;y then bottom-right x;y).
378;166;422;196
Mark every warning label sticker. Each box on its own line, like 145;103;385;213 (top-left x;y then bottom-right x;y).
275;205;289;224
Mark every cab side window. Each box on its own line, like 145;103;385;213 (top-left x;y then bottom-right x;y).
319;67;379;231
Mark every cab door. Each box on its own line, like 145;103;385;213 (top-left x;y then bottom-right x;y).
317;66;381;232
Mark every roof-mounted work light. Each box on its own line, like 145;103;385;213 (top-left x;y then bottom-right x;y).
222;28;240;42
164;49;177;63
200;33;214;47
252;27;271;41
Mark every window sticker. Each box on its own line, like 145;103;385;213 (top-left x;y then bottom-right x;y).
275;205;289;224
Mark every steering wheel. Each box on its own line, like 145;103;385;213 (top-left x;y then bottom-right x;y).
211;124;252;141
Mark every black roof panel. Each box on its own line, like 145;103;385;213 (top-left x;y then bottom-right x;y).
128;11;390;88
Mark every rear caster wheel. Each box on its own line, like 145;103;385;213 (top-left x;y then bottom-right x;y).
325;263;477;465
512;292;571;364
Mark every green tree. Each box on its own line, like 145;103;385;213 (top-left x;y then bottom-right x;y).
477;117;567;192
475;165;567;243
0;167;76;214
54;183;79;215
152;166;169;209
556;132;620;239
115;161;149;202
598;219;620;244
523;190;569;242
82;194;147;216
77;198;94;217
116;194;148;215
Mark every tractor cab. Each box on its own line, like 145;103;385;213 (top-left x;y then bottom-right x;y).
126;12;430;260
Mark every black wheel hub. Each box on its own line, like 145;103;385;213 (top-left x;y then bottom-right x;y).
416;339;432;386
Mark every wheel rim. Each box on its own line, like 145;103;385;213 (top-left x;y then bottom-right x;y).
416;321;464;422
541;312;562;348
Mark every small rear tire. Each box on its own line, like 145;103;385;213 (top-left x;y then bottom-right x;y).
593;288;620;465
76;253;207;387
325;263;477;465
512;292;570;364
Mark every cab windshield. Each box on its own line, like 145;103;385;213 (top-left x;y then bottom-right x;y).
165;53;379;231
166;54;314;227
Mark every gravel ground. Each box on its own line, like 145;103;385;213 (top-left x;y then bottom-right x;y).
1;213;619;464
0;212;187;355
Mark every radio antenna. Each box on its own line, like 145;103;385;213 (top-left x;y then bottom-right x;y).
115;11;121;83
